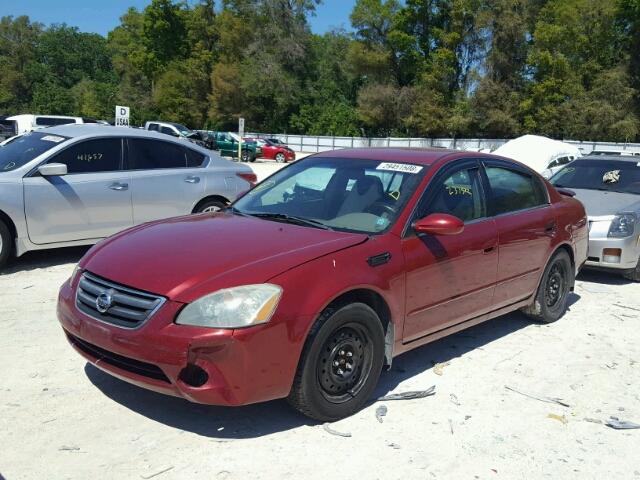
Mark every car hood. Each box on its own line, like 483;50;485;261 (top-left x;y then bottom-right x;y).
572;189;640;217
80;213;368;302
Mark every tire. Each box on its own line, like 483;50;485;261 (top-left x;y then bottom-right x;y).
521;250;573;323
275;152;286;163
623;257;640;282
194;199;227;214
0;219;12;270
241;150;255;163
287;303;385;422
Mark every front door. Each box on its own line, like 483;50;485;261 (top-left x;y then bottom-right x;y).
126;138;207;224
402;161;498;343
23;137;133;244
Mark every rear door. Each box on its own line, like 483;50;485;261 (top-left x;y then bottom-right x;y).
126;138;207;224
23;137;133;244
482;159;555;308
402;160;498;342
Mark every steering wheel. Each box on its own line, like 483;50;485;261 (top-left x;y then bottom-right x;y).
366;202;396;217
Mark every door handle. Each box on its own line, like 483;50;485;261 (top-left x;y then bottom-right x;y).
483;245;497;254
109;182;128;191
184;176;200;184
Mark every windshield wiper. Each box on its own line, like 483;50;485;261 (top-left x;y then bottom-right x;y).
226;206;249;217
251;212;333;230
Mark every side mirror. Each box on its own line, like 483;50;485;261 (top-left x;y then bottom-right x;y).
413;213;464;236
38;163;68;176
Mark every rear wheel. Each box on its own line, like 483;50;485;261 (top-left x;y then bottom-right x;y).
241;150;255;163
521;250;573;323
287;303;385;421
275;152;286;163
194;199;227;214
623;257;640;282
0;220;12;270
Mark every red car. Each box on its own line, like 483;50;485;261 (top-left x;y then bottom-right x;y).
246;137;296;163
57;149;588;420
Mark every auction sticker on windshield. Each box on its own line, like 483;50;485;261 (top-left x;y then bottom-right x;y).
41;135;66;143
376;162;423;174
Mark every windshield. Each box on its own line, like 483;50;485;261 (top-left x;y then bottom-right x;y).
0;132;68;172
551;159;640;195
233;157;426;234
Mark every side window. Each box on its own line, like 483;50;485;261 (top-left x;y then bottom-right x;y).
36;117;75;126
423;167;485;222
160;126;178;137
485;166;547;215
147;123;159;132
128;138;187;170
185;148;206;167
50;138;121;174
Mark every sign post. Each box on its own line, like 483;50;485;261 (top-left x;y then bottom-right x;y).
238;117;245;162
115;106;130;127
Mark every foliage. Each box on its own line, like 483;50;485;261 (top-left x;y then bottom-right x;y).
0;0;639;141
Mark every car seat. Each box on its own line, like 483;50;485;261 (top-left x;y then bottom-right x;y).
337;175;385;217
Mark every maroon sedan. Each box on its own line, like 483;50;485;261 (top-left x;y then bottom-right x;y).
57;149;588;420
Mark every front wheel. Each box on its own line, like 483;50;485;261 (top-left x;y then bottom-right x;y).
0;219;12;270
194;199;227;214
287;303;385;421
275;152;286;163
521;250;573;323
623;257;640;282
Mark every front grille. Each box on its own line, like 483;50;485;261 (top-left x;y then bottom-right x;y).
66;332;170;383
76;272;165;328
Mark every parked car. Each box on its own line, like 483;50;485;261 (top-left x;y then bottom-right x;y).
207;131;262;162
245;137;295;163
589;150;640;157
550;155;640;281
144;121;210;149
0;125;257;269
493;135;582;178
0;114;103;140
57;148;587;420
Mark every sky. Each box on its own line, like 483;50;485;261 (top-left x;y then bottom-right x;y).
0;0;355;35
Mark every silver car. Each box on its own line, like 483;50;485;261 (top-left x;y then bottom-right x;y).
0;125;255;269
550;155;640;281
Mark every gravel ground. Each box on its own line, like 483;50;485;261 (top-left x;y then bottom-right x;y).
1;246;638;480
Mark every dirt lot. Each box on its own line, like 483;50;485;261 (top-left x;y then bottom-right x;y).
1;245;639;480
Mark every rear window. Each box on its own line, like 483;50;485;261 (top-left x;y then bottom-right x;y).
35;117;76;127
0;132;69;172
0;120;18;139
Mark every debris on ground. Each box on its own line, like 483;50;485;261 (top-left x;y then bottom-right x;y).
448;419;454;435
140;466;174;479
605;417;640;430
375;405;387;423
387;442;401;449
58;446;80;451
504;385;570;407
378;386;436;401
433;362;450;376
323;423;352;437
450;394;461;406
547;413;568;425
583;418;603;424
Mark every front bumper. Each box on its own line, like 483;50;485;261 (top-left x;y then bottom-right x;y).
57;279;299;406
585;218;640;271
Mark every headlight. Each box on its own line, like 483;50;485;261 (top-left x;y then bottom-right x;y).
608;213;637;238
69;265;82;285
176;284;282;329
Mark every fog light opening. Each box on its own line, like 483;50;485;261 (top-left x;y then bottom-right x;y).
602;248;622;264
179;364;209;387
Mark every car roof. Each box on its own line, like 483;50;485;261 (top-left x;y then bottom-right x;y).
579;155;640;163
43;124;175;139
315;147;468;166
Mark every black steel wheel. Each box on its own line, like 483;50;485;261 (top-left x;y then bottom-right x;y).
288;303;385;421
521;249;573;323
